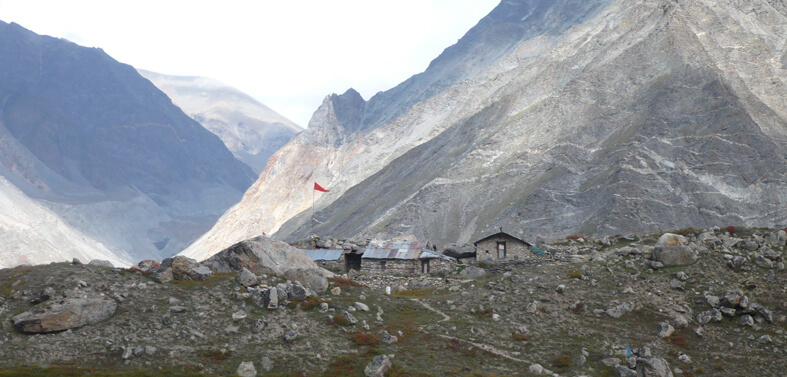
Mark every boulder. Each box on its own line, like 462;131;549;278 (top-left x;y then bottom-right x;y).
150;267;173;283
260;356;274;372
238;268;259;287
651;246;697;266
615;365;638;377
189;265;213;281
657;322;674;338
528;364;544;375
284;268;329;293
364;355;391;377
636;356;674;377
656;233;687;247
88;259;114;268
443;244;476;259
606;302;635;318
236;361;256;377
460;266;487;279
249;287;278;309
201;236;333;278
133;260;161;272
287;282;308;301
13;296;117;333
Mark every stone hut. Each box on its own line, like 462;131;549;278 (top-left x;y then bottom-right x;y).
361;241;456;276
474;229;533;263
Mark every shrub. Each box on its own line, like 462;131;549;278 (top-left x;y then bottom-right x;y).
288;296;323;310
333;314;351;326
726;226;736;234
669;334;688;348
349;332;380;346
512;332;529;341
476;308;493;319
552;355;571;369
566;270;583;279
199;349;230;363
329;277;367;289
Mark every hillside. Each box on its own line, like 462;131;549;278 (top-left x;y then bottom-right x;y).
0;20;256;262
139;70;302;174
0;177;128;268
0;227;785;376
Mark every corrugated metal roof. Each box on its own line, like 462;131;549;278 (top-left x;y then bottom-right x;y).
301;249;344;261
419;250;455;260
361;248;423;260
379;241;428;249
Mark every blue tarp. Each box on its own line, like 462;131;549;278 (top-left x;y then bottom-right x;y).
531;246;547;256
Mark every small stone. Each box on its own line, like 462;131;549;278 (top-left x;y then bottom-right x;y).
331;287;341;295
678;353;691;364
122;347;133;360
658;322;675;338
355;302;370;312
556;285;565;294
757;335;772;343
236;361;256;377
740;314;754;326
260;356;274;372
144;346;157;356
601;358;621;366
615;366;638;377
528;363;544;375
283;330;298;342
170;306;187;313
675;271;689;281
238;268;258;287
673;314;689;329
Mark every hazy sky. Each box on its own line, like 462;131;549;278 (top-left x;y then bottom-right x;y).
0;0;499;127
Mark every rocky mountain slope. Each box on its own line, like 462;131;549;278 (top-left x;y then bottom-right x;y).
275;0;787;247
184;0;786;260
181;0;615;260
0;177;128;268
0;21;256;262
1;227;785;376
139;70;302;174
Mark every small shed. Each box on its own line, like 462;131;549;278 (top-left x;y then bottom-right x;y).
473;229;533;263
361;241;456;276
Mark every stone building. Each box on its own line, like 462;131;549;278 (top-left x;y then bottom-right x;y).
474;229;533;263
360;241;456;276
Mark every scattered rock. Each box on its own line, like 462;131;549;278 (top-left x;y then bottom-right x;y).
236;361;257;377
88;260;114;268
606;302;635;318
615;365;638;377
331;287;341;295
284;268;329;293
740;314;754;326
364;354;391;377
528;363;544;375
355;302;370;312
283;330;298;342
238;268;258;287
13;296;117;334
656;233;687;246
636;356;674;377
260;356;274;372
658;322;674;338
651;246;698;266
460;266;487;279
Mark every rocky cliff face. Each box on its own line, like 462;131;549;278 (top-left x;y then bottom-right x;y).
138;70;302;174
184;0;786;260
181;0;612;260
0;21;256;262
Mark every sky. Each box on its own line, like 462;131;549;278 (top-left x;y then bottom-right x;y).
0;0;500;127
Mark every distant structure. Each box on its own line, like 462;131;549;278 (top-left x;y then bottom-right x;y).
473;228;534;263
300;240;456;276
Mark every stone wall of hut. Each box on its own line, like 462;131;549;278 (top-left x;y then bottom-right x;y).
476;235;532;263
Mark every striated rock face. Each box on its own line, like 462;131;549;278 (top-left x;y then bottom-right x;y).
182;0;613;259
139;70;302;174
199;236;332;278
12;296;117;334
0;21;255;262
186;0;786;258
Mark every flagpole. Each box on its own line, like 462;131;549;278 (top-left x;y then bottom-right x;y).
312;186;315;224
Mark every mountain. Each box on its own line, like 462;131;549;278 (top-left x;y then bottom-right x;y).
183;0;787;260
138;70;302;174
0;20;256;262
0;176;129;268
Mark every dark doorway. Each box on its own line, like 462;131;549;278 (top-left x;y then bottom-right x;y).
345;252;362;272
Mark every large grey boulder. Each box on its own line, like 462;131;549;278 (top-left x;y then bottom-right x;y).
238;267;259;287
364;354;391;377
236;361;256;377
443;244;476;259
656;233;687;247
460;266;487;279
200;236;333;278
13;296;117;333
651;246;698;266
636;356;673;377
284;268;329;293
88;259;114;268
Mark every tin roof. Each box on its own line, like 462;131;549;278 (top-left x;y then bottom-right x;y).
361;248;455;261
301;249;344;261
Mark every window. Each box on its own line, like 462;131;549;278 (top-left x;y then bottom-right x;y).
380;261;386;271
497;242;506;259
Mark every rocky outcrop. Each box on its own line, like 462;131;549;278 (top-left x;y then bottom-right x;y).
12;296;117;334
198;236;332;279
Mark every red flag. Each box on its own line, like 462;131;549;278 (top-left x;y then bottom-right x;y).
314;182;330;192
